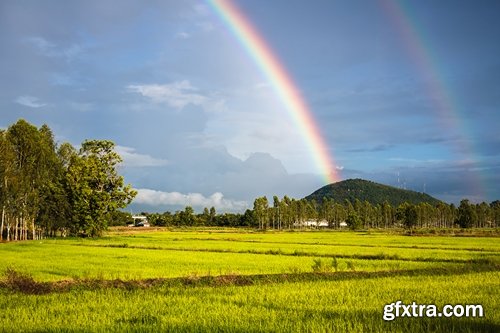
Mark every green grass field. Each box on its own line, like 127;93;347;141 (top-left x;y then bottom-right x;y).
0;228;499;332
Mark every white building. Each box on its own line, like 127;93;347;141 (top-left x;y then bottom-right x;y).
130;215;150;227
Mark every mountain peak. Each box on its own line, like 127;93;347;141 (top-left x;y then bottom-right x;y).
305;178;442;206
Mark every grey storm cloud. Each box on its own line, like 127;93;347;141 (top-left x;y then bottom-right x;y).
1;0;499;210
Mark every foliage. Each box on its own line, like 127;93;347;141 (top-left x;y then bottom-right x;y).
66;140;136;237
331;257;339;272
346;212;363;230
0;120;65;240
109;211;134;227
0;120;135;240
253;196;269;229
139;195;496;231
457;199;478;228
311;258;329;272
396;203;418;229
306;178;442;206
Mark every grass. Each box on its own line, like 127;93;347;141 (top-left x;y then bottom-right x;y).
0;228;498;332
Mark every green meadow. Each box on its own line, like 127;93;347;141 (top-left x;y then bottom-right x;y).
1;229;499;332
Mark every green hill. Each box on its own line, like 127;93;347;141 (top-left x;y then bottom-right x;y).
305;178;442;206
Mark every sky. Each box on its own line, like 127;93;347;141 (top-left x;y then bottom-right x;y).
1;0;499;212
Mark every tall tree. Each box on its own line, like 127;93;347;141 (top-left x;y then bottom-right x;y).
491;200;500;228
403;205;418;230
4;120;50;240
396;203;418;230
0;130;15;240
346;211;362;230
66;140;136;237
36;126;71;237
253;196;269;229
476;202;490;228
178;206;195;226
209;206;216;225
272;195;280;229
456;199;477;228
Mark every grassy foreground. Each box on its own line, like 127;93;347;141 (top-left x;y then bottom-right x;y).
0;228;499;332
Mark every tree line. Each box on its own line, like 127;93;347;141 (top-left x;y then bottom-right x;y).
136;196;498;230
1;119;497;241
0;119;136;240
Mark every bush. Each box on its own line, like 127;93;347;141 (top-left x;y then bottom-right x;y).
346;261;356;271
332;257;339;272
312;259;329;272
3;268;51;294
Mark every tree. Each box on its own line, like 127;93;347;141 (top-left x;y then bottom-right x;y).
456;199;477;228
476;202;490;228
109;210;134;226
381;201;393;228
253;196;269;229
66;140;136;237
396;203;418;230
209;206;216;225
36;125;71;237
0;130;13;240
3;120;53;240
1;120;138;240
240;209;255;227
346;212;362;230
178;206;195;226
321;198;335;228
272;195;280;229
491;200;500;228
280;196;291;229
333;203;346;229
201;207;210;225
403;205;418;230
436;202;452;228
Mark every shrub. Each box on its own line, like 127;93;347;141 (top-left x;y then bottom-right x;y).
332;257;339;272
346;261;356;271
3;268;51;294
312;259;331;273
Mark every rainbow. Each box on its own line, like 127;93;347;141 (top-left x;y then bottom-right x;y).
379;0;486;200
208;0;339;184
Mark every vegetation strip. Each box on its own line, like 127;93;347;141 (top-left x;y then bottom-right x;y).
70;243;499;264
169;236;500;252
1;263;497;295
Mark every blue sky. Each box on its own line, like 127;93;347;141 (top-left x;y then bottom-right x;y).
1;0;499;212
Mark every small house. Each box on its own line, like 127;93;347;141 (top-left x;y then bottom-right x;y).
131;215;150;227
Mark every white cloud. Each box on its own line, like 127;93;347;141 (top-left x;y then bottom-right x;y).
192;4;210;17
134;189;248;211
127;81;227;113
254;82;272;90
25;36;53;52
175;31;190;39
116;146;169;167
389;157;444;165
14;95;47;108
197;21;214;32
24;36;82;61
50;73;75;86
127;80;207;109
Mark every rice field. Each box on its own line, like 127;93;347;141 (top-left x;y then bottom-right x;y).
0;228;499;332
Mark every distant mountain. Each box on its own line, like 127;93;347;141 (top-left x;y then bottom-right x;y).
305;178;442;206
